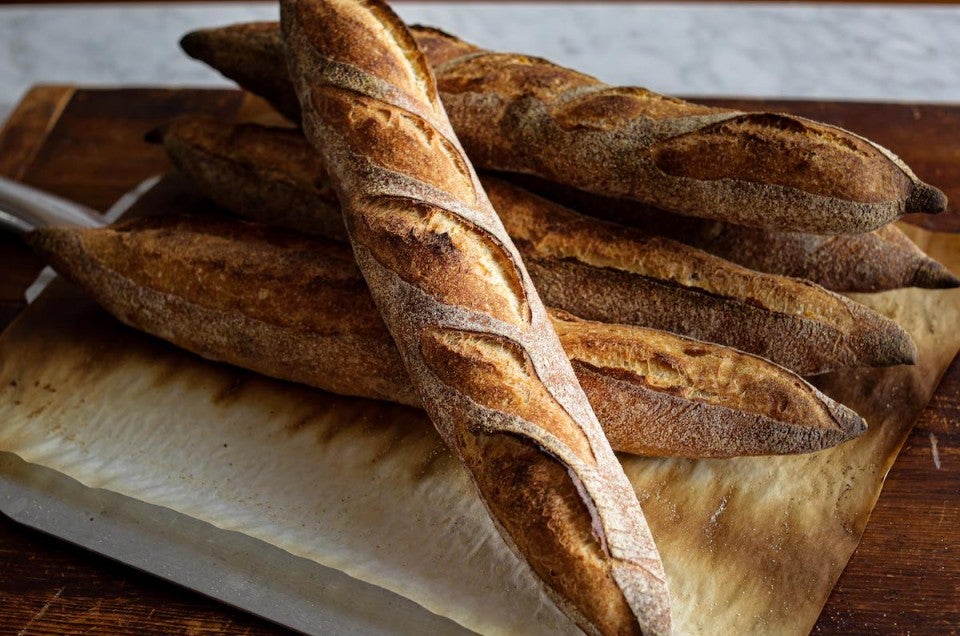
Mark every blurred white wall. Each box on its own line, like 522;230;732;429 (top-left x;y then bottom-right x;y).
2;2;959;123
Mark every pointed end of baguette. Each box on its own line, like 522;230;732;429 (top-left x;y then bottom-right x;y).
824;398;868;443
24;226;58;253
912;258;960;289
26;224;72;247
854;313;918;368
179;29;213;63
888;327;918;367
906;181;948;215
24;226;85;275
144;123;169;145
878;329;918;368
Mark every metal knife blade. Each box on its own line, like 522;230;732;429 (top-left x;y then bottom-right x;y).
0;174;160;303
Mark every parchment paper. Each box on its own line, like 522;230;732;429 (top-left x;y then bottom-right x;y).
0;222;957;634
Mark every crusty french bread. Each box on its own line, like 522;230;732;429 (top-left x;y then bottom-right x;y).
506;174;960;293
175;21;958;292
27;215;866;458
179;21;946;234
159;118;347;241
29;216;416;406
481;178;916;377
180;22;304;124
549;312;866;458
158;115;918;376
280;0;670;633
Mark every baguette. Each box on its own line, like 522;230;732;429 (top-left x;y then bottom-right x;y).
280;0;670;633
176;22;957;292
180;21;304;124
506;174;960;293
27;215;865;458
158;115;917;376
180;21;946;234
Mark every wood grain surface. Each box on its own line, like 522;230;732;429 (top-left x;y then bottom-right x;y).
0;86;957;634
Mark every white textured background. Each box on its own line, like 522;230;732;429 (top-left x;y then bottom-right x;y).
1;2;960;123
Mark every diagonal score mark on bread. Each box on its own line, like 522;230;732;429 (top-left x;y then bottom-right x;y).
311;86;478;205
364;24;946;224
553;316;843;432
411;27;947;231
548;86;720;129
279;0;672;633
462;431;639;635
184;20;946;233
649;113;913;205
420;326;594;462
156;114;919;376
292;0;439;116
350;196;529;326
430;52;729;132
434;52;599;104
419;39;723;125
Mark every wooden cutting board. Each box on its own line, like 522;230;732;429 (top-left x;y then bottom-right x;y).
0;85;957;634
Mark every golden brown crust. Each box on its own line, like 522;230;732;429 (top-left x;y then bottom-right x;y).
179;22;303;123
26;217;417;406
678;222;960;292
177;23;955;290
280;0;670;633
421;327;595;462
550;313;865;457
648;113;911;204
521;251;916;376
481;178;916;374
508;174;959;293
412;27;946;233
349;196;528;326
179;21;946;233
161;113;954;293
465;433;640;636
28;216;866;459
405;24;481;67
159;116;917;375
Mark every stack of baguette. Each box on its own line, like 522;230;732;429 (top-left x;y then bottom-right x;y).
177;20;955;288
24;3;954;634
152;116;919;377
29;213;868;459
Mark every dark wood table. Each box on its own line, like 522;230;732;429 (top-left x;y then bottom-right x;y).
0;86;957;634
